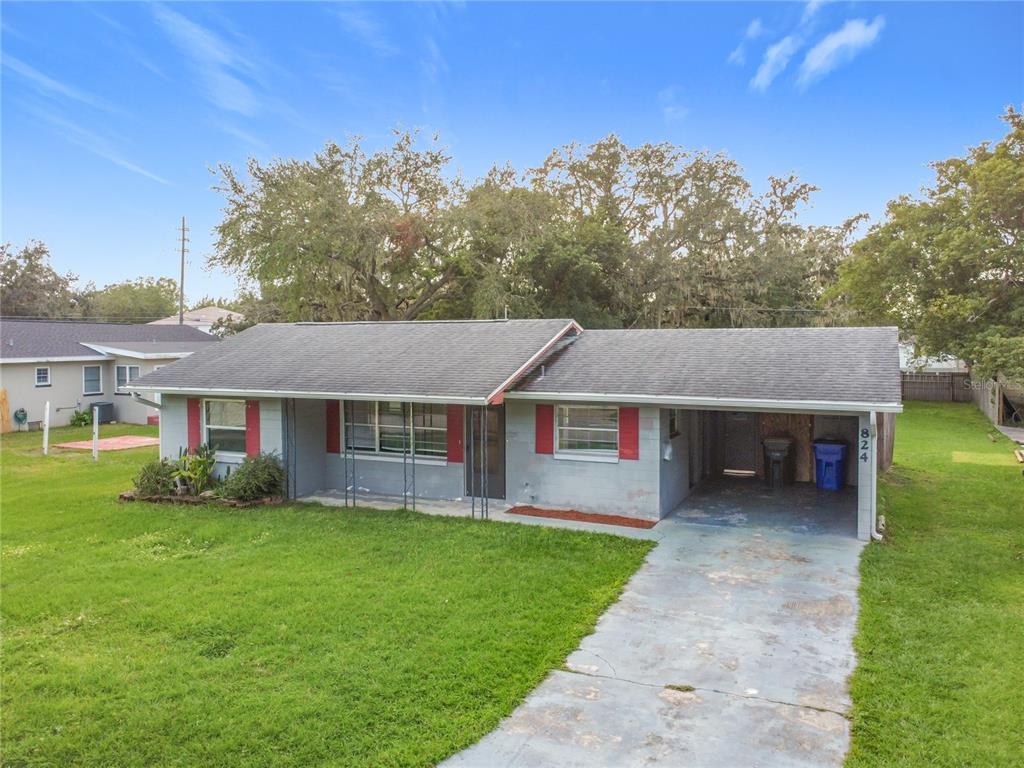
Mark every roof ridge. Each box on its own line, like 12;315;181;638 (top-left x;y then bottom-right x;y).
0;317;168;327
287;318;573;327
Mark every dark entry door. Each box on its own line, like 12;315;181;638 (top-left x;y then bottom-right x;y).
722;411;758;474
465;405;506;499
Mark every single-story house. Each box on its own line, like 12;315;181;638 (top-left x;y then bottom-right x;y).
0;319;218;427
148;305;244;335
132;319;901;540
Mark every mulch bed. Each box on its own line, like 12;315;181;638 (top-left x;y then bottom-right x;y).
118;491;282;508
506;505;657;529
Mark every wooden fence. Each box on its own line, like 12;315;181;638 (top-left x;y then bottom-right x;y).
901;372;973;402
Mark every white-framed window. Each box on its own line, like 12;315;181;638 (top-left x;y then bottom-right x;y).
343;401;447;459
204;399;247;454
115;364;141;394
35;367;50;387
82;365;102;395
556;405;619;455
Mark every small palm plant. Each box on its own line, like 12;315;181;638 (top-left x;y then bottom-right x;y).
173;444;218;495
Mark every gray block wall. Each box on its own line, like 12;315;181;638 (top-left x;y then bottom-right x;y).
159;394;282;478
159;394;188;460
658;409;692;516
324;453;465;499
504;400;663;521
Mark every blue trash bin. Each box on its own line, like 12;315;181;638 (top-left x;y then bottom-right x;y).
813;441;848;491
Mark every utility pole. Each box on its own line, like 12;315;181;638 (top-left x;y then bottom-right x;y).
178;216;189;325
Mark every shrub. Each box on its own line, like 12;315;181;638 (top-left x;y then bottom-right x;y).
220;452;286;502
173;444;217;495
133;459;177;496
69;409;92;427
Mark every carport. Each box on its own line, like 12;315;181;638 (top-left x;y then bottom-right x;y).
508;326;902;540
659;405;890;540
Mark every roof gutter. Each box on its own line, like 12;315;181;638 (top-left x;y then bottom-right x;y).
0;355;109;364
485;320;583;405
504;390;903;414
129;384;489;406
80;344;200;360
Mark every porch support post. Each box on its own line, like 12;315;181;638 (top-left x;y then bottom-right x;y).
856;412;876;542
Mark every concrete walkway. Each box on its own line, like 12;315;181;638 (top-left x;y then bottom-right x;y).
444;512;863;767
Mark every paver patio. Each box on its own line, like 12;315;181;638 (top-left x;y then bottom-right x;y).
53;435;161;451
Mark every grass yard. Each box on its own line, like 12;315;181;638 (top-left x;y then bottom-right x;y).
0;424;653;767
848;403;1024;766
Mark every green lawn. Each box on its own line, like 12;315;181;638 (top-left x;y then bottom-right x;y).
848;403;1024;766
0;424;652;767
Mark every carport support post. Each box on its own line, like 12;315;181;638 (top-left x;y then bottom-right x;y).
856;412;877;542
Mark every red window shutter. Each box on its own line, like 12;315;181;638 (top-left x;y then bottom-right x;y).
446;405;464;463
325;400;341;454
535;404;554;454
619;407;639;460
187;397;201;453
245;400;261;457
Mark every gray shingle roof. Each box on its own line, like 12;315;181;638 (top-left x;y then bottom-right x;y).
134;319;578;401
513;326;901;406
0;319;216;360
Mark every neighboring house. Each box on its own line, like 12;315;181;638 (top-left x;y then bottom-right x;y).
0;319;217;427
133;320;902;541
898;340;966;372
148;305;244;335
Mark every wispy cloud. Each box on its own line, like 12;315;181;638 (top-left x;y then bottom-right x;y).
802;0;829;24
216;122;269;153
727;17;765;66
657;85;688;123
334;6;398;56
26;106;169;184
420;36;448;85
3;55;104;108
151;4;260;115
798;16;885;88
750;36;800;91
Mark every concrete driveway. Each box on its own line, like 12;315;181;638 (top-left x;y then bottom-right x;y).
444;511;863;767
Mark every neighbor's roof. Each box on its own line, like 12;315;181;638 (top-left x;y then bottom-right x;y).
148;305;244;326
511;326;902;410
133;319;579;403
0;319;217;362
80;341;220;359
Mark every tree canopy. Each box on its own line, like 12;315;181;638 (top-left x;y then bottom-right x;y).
831;107;1023;381
211;131;857;329
78;277;180;323
0;241;78;317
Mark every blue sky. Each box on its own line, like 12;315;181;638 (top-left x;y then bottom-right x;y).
2;1;1021;302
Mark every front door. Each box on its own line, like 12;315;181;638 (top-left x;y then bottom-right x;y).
722;411;758;474
465;405;506;499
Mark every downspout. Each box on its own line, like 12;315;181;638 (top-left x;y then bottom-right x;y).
870;411;884;541
132;392;162;410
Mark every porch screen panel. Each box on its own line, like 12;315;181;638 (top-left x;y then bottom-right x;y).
377;401;407;453
344;401;376;452
413;404;447;457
